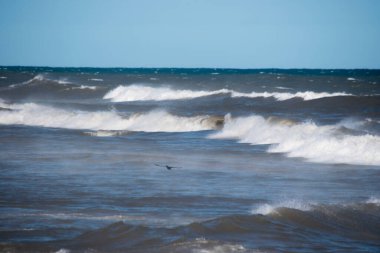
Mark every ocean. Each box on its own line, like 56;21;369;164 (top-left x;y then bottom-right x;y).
0;67;379;253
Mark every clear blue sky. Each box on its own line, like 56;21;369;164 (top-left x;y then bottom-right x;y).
0;0;379;68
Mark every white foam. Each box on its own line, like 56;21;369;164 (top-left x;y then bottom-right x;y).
210;115;380;166
347;77;356;81
84;130;130;137
0;76;7;79
103;85;350;102
103;85;229;102
72;85;97;90
57;79;71;85
251;200;312;215
366;197;380;205
89;78;103;82
191;238;249;253
20;74;45;85
230;90;350;101
194;244;247;253
55;249;70;253
11;74;71;86
275;86;292;90
0;102;217;132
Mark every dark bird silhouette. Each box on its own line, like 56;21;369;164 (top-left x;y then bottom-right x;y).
154;164;182;170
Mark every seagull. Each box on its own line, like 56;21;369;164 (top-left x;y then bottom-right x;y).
154;164;182;170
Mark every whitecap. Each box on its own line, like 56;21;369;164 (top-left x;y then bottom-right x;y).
275;86;292;90
83;130;130;137
251;200;312;215
189;238;250;253
103;85;230;102
209;115;380;166
366;196;380;205
55;249;70;253
89;78;103;82
230;90;350;101
72;85;97;90
103;85;351;102
0;102;220;132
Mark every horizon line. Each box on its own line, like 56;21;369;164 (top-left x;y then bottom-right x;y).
1;65;379;71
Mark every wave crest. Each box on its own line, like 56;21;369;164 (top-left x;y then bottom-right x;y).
209;114;380;166
0;102;221;132
103;85;229;102
103;85;351;102
230;90;350;101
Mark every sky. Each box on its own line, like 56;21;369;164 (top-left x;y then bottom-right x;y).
0;0;379;68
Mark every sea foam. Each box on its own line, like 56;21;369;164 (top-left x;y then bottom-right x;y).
366;197;380;205
71;85;97;90
209;115;380;166
0;102;219;132
103;85;350;102
9;74;72;88
230;90;350;101
251;200;312;215
103;85;229;102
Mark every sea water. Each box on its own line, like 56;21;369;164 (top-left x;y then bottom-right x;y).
0;67;379;252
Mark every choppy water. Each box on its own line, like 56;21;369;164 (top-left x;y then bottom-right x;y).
0;67;379;252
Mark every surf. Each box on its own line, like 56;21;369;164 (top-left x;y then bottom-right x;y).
209;114;380;166
0;101;222;132
103;84;351;102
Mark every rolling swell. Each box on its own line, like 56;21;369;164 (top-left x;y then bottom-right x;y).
26;202;379;253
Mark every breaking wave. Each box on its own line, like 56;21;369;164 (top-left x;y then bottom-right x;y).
103;85;230;102
230;90;350;101
209;114;380;166
0;102;221;132
366;196;380;205
251;199;312;215
11;74;72;87
83;130;131;137
71;85;97;90
103;85;351;102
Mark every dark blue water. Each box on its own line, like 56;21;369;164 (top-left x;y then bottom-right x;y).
0;67;380;252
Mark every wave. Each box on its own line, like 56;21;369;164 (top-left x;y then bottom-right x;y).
209;114;380;166
22;74;46;84
49;201;379;253
251;199;312;215
275;86;292;90
83;130;131;137
103;85;351;102
366;196;380;205
88;78;103;82
19;74;71;86
70;85;97;90
2;201;379;252
55;249;70;253
103;85;230;102
0;102;221;132
230;90;350;101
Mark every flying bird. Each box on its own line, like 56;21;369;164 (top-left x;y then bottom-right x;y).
154;164;182;170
